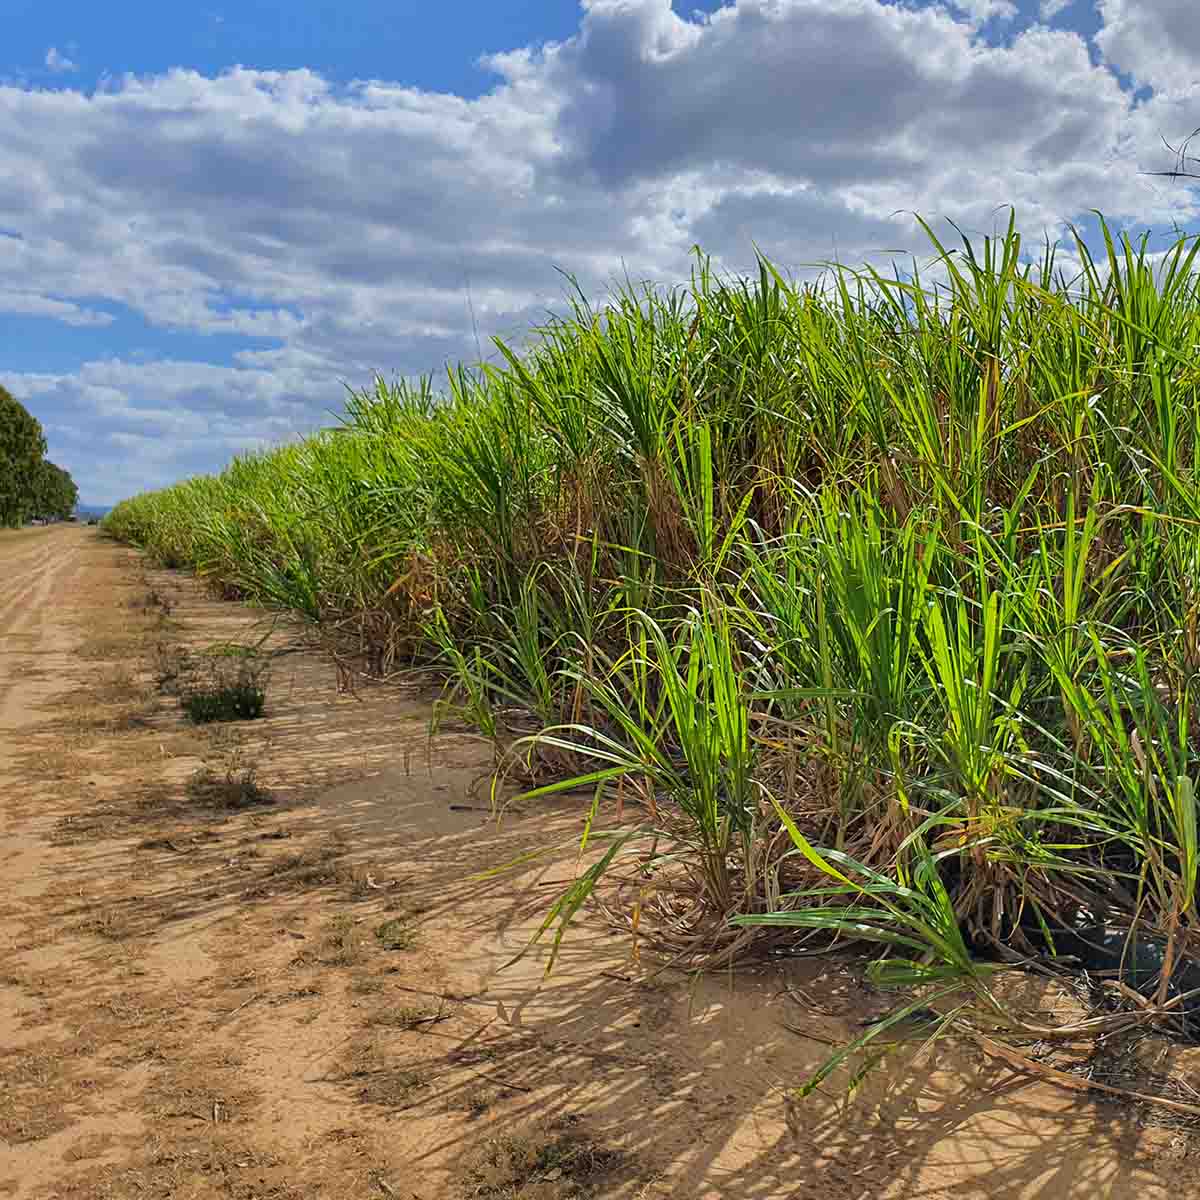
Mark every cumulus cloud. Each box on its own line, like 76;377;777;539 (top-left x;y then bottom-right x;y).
1038;0;1073;21
44;46;78;73
1;359;330;502
949;0;1018;23
0;291;112;326
1096;0;1200;94
1;0;1197;502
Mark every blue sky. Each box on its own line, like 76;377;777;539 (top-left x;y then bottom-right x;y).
5;1;597;98
1;0;1198;503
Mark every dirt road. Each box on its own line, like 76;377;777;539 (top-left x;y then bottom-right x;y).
0;527;1185;1198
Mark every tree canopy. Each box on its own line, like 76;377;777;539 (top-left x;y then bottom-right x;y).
0;386;78;526
33;459;79;521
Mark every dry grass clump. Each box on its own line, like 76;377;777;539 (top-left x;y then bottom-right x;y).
365;1001;447;1030
312;914;367;967
0;1039;109;1145
374;917;416;951
185;760;271;810
333;1036;428;1110
184;726;272;808
458;1116;624;1200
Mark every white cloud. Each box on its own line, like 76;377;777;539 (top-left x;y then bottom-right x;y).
949;0;1018;23
44;47;78;74
2;358;329;503
0;290;112;326
1096;0;1200;94
0;0;1196;502
1039;0;1073;21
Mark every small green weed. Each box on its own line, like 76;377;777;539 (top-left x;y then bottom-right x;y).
181;675;265;723
180;647;268;723
317;914;366;966
375;918;416;951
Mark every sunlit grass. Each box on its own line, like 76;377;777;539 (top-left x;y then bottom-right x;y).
105;214;1200;1088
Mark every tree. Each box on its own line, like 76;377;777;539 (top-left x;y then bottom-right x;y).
0;386;48;527
32;459;79;520
0;386;79;526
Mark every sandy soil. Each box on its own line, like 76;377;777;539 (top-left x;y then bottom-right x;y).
0;526;1191;1198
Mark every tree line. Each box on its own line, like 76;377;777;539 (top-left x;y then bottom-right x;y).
0;385;79;526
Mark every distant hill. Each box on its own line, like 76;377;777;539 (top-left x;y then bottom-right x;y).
75;504;111;520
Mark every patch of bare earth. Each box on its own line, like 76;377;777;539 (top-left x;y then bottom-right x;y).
0;526;1192;1199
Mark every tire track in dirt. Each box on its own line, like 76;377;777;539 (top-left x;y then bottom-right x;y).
0;529;82;732
0;539;57;632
